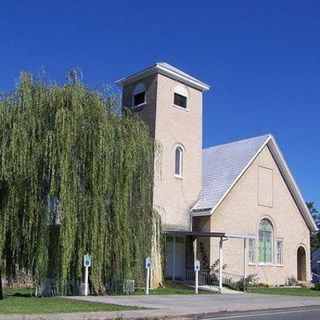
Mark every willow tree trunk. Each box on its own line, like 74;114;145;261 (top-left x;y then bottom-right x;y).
0;268;3;300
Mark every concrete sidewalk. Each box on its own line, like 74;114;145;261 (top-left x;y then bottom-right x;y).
1;293;320;319
69;292;320;310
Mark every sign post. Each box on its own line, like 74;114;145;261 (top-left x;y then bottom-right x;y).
194;259;200;294
83;253;91;296
145;257;152;295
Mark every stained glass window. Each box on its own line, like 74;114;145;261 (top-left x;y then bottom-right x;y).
259;219;273;263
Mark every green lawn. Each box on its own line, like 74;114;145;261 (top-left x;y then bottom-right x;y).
0;295;136;315
248;287;320;297
147;286;209;295
0;281;211;314
133;281;215;295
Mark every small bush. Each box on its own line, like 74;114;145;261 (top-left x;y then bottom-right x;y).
210;259;227;274
257;282;269;288
285;276;299;286
314;283;320;291
225;274;258;291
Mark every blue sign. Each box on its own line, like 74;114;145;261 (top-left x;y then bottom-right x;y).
83;254;91;267
145;257;152;269
194;259;200;272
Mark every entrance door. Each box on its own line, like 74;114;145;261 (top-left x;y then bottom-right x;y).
165;236;185;280
297;246;306;281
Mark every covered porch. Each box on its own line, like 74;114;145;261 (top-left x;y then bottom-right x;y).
164;230;256;293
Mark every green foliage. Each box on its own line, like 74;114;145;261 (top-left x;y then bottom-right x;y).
307;202;319;222
0;72;157;294
0;296;135;314
285;276;299;286
199;242;210;271
314;282;320;290
256;282;269;288
225;274;258;291
239;274;258;291
210;259;227;274
248;287;320;297
307;202;320;251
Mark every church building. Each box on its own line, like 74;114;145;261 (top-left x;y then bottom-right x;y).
117;63;317;287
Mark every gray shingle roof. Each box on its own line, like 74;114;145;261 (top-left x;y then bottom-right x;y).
192;134;271;212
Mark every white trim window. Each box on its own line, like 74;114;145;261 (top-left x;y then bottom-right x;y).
276;240;283;265
248;238;255;263
175;146;183;177
173;85;188;109
258;218;273;263
132;83;146;107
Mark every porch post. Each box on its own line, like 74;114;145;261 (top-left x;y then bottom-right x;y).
172;235;176;281
193;237;198;263
243;238;247;291
219;237;223;293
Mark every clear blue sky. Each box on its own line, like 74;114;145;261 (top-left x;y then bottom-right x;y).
1;0;319;208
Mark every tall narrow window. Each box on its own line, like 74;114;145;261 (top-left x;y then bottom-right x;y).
132;83;146;107
258;218;273;263
277;240;283;265
248;239;255;263
175;146;183;177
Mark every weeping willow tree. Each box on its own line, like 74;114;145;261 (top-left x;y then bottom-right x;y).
0;71;159;295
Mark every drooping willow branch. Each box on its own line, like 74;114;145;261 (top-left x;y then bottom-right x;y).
0;72;159;294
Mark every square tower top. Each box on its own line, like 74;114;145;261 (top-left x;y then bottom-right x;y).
116;62;208;231
116;62;210;92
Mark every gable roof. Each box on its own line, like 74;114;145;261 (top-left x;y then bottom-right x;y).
192;134;318;232
116;62;210;92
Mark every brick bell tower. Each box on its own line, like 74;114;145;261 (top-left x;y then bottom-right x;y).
117;63;209;284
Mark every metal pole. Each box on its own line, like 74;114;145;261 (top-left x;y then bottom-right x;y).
243;238;247;291
150;264;153;290
219;238;223;294
146;267;150;295
193;237;197;263
0;268;3;300
195;269;199;294
84;266;89;296
172;235;176;281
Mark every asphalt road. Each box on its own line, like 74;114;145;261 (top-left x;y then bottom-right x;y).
197;306;320;320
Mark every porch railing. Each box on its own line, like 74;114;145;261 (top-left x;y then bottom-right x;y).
168;268;244;289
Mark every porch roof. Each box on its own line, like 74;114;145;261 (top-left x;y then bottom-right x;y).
164;230;256;239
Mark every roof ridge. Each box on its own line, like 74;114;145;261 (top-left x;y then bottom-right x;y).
117;62;210;91
203;134;272;151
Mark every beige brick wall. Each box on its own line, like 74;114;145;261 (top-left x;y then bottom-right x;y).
121;74;158;138
154;74;203;230
122;73;204;286
122;73;203;231
209;145;311;285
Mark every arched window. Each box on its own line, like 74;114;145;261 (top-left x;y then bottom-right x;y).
173;85;188;109
258;218;273;263
132;83;146;107
175;146;183;177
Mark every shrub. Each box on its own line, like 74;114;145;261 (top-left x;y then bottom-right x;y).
224;274;258;291
314;282;320;291
285;276;299;286
210;259;227;274
257;282;269;288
